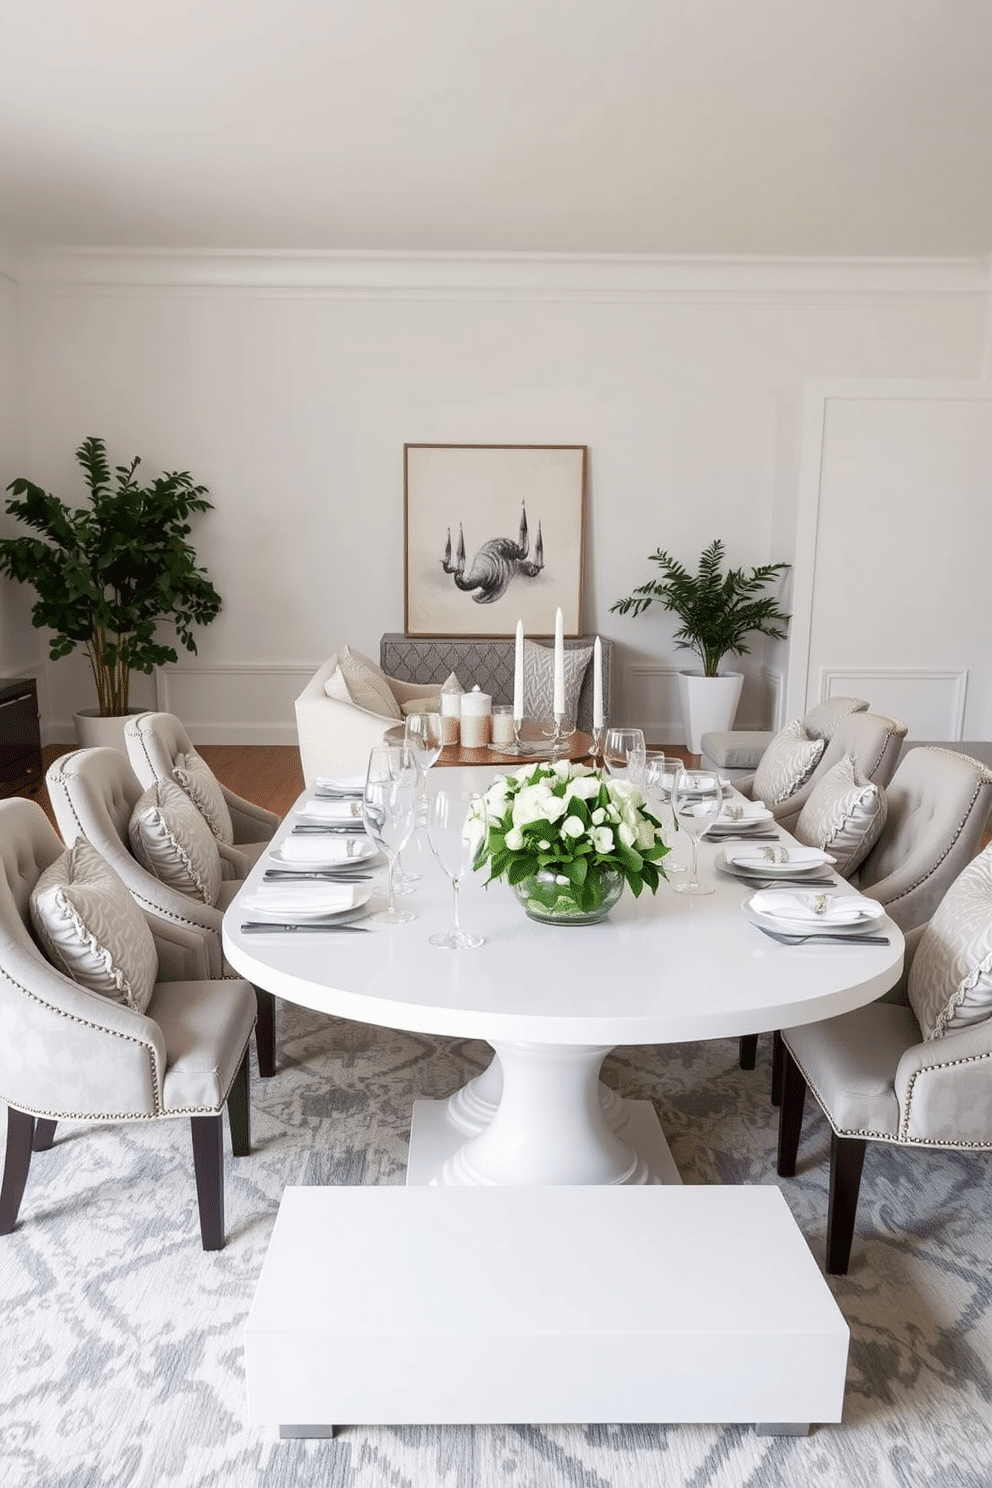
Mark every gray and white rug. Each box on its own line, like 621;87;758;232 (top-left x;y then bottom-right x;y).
2;1003;991;1488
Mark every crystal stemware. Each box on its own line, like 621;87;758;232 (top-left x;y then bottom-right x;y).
362;743;419;925
670;766;722;895
426;786;487;949
642;751;685;875
603;726;646;782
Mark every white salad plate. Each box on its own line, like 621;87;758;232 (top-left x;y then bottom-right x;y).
744;890;886;935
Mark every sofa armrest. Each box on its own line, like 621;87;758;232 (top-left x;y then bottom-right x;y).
295;691;394;786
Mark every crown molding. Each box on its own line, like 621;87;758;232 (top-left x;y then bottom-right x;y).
13;248;992;303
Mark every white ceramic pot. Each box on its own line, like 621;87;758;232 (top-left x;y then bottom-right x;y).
676;671;744;755
74;708;145;750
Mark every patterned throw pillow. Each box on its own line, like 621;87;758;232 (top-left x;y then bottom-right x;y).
401;695;442;717
802;696;869;742
752;719;825;805
30;840;158;1013
793;755;887;876
129;779;222;905
172;752;234;845
325;646;402;720
908;846;992;1040
522;640;593;724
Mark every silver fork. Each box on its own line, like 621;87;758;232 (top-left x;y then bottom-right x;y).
757;926;889;946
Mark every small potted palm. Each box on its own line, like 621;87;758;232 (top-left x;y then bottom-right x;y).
611;539;791;752
0;436;222;744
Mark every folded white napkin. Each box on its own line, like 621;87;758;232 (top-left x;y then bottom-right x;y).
296;797;364;823
315;774;366;794
241;882;367;915
274;836;370;863
750;890;883;924
714;800;770;824
728;846;832;869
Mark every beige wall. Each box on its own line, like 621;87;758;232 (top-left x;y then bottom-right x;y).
3;252;990;743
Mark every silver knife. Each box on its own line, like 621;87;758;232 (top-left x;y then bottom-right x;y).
240;921;369;933
264;869;372;882
293;824;366;834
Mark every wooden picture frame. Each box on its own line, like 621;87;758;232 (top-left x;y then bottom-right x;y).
404;443;586;637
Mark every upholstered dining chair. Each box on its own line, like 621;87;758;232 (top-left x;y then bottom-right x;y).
740;745;992;1085
0;797;256;1250
777;842;992;1274
45;747;276;1077
125;711;279;872
700;695;869;785
750;711;906;836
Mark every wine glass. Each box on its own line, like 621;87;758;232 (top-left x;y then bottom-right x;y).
362;743;419;925
670;766;722;895
426;786;487;949
642;752;685;876
603;727;646;783
392;713;443;890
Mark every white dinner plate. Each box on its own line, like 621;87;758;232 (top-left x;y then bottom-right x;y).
269;837;378;867
240;884;372;919
718;845;835;879
744;890;885;934
315;774;366;795
296;797;364;823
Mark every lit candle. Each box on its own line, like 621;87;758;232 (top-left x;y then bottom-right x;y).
593;635;603;729
553;608;565;717
513;619;524;723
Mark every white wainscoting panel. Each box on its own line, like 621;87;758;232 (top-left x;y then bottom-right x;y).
156;665;313;745
817;668;968;741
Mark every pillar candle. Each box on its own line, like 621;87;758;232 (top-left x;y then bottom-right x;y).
553;608;565;716
513;619;524;723
593;635;603;729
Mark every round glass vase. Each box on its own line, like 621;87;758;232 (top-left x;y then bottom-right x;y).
510;866;625;926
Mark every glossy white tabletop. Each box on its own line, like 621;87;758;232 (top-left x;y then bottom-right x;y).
222;769;904;1049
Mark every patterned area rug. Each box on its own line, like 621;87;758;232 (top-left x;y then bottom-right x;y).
2;1002;991;1488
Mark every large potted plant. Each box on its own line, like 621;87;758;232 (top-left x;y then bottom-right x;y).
611;539;791;753
0;436;222;744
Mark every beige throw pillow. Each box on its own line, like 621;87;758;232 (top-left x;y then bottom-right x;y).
752;719;825;805
909;846;992;1040
522;640;593;724
30;840;158;1013
129;779;222;905
172;752;234;845
325;645;402;719
794;755;887;876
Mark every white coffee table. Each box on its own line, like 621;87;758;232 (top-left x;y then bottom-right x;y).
223;770;904;1188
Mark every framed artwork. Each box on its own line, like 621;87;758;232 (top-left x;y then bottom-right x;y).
404;443;586;637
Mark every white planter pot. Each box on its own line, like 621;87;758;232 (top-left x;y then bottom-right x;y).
676;671;744;755
74;708;145;750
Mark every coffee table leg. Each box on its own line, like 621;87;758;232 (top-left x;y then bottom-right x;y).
440;1040;652;1186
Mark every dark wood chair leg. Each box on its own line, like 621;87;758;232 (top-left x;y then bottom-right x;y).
739;1034;758;1070
826;1132;867;1276
190;1114;225;1251
33;1118;57;1152
1;1108;37;1234
770;1030;785;1108
227;1049;251;1158
254;987;276;1078
776;1046;807;1178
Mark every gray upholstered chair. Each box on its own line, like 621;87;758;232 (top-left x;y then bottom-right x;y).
749;711;906;836
125;711;279;872
45;747;276;1077
853;747;992;932
700;696;869;784
0;798;255;1250
777;843;992;1274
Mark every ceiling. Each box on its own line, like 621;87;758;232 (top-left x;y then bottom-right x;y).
2;0;991;259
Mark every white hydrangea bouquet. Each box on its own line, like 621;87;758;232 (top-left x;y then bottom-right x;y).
470;759;669;923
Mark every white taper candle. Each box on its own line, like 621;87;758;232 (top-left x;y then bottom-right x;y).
553;608;565;716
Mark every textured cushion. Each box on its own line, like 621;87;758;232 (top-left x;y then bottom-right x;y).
802;696;869;742
401;695;442;717
30;840;158;1013
752;719;825;805
794;755;888;876
337;645;402;719
522;640;593;724
908;847;992;1040
129;780;223;905
172;752;234;846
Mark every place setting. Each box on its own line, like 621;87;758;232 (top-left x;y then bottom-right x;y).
743;887;889;945
701;799;778;842
715;843;837;888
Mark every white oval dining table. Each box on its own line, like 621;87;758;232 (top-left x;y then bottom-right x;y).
222;769;904;1188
